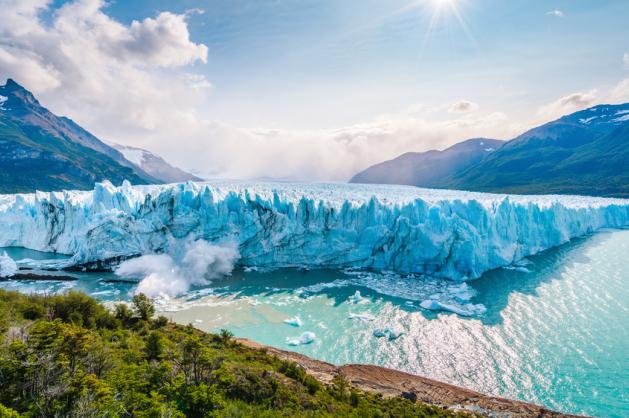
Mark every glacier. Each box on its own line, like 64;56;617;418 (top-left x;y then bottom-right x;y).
0;180;627;281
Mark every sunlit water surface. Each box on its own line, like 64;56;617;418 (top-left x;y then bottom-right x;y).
2;230;628;417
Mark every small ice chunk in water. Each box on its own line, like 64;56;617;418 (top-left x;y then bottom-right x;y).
450;283;474;301
0;252;18;278
194;319;203;324
373;327;404;340
283;316;303;327
287;331;316;346
420;299;471;316
385;327;404;340
349;312;376;321
420;299;486;317
373;329;387;338
513;258;532;267
347;290;369;304
502;266;531;273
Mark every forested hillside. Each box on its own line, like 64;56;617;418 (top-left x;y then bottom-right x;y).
0;290;465;417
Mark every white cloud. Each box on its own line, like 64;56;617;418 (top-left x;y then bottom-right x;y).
165;110;519;181
448;100;479;114
547;9;564;18
537;90;598;121
0;0;208;135
611;79;629;103
624;52;629;69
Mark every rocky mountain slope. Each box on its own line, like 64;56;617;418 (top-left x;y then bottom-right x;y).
447;104;629;197
352;104;629;197
350;138;504;188
113;143;201;183
0;79;198;193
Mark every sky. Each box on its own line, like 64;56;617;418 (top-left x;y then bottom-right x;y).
1;0;629;180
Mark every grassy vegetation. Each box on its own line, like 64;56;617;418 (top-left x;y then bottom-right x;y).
0;289;470;417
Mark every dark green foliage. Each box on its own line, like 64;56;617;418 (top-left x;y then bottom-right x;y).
114;303;134;324
218;328;234;346
145;331;164;360
0;289;468;417
279;360;321;395
132;293;155;321
153;315;169;328
19;301;46;320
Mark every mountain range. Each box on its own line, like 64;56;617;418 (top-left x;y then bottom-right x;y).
351;138;504;188
112;144;201;184
0;79;199;194
2;77;627;197
351;103;629;198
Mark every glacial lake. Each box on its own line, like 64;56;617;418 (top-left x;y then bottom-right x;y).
2;229;628;418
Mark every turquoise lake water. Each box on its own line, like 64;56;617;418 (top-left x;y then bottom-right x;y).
2;229;628;417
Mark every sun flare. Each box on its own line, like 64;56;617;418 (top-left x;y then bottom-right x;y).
418;0;476;55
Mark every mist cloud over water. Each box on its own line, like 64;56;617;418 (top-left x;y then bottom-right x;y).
115;240;239;298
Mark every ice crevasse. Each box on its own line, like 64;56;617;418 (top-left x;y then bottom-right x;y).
0;180;627;281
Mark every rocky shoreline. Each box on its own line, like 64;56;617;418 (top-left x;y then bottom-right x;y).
239;339;585;418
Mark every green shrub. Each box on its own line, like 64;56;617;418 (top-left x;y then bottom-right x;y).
0;403;21;418
132;293;155;321
145;331;164;360
20;301;46;320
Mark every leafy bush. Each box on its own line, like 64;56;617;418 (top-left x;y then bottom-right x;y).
132;293;155;321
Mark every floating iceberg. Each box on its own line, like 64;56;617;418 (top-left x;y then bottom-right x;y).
287;331;316;346
349;312;376;321
283;316;303;327
347;290;369;304
449;283;475;301
0;180;627;282
420;299;487;317
0;252;17;278
373;327;404;340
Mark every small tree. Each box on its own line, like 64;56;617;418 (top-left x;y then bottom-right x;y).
331;374;350;402
132;293;155;321
218;329;234;347
145;331;164;360
114;303;134;325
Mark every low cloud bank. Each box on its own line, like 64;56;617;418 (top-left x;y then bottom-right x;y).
115;240;239;298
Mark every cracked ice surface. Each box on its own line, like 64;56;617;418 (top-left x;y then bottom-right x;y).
0;180;627;280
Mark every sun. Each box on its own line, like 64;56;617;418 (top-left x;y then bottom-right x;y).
432;0;458;12
420;0;476;50
434;0;456;7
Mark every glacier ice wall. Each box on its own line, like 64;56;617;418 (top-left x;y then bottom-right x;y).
0;180;627;280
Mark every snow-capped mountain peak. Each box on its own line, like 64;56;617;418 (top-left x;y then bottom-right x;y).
113;144;202;183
